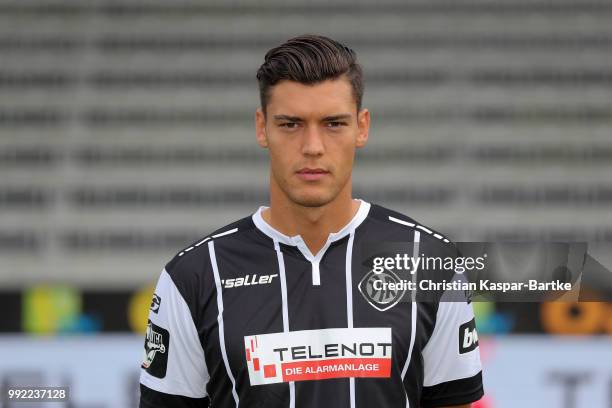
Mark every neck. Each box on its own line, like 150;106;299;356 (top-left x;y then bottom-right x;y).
262;180;360;255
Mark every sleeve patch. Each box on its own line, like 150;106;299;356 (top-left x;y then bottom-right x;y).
142;320;170;378
458;318;479;354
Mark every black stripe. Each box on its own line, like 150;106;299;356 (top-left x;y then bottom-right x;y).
420;371;484;407
139;383;210;408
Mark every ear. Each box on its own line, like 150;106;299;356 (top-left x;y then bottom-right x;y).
255;108;268;148
355;108;370;148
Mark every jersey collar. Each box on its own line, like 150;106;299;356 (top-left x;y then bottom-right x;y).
252;199;371;248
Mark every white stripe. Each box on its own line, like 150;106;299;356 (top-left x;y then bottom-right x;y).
179;229;238;257
311;261;321;286
273;240;290;332
416;225;432;234
195;237;211;247
289;381;295;408
388;216;415;227
401;231;421;408
349;376;356;407
389;215;451;244
345;231;356;408
273;240;295;408
345;231;355;328
212;227;238;238
208;241;240;407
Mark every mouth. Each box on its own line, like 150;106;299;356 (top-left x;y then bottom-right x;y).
295;167;330;181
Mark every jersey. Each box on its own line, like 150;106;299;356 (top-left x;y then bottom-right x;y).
139;199;484;408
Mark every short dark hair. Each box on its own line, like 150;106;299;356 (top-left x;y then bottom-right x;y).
256;34;364;115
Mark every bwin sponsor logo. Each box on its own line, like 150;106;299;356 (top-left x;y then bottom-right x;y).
459;318;479;354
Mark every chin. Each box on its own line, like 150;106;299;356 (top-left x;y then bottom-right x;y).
288;189;337;208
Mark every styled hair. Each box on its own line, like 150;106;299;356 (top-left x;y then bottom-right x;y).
256;34;364;114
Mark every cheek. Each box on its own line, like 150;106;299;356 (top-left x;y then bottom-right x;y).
268;140;296;174
329;140;356;172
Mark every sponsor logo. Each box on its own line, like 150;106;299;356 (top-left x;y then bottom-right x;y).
221;274;278;289
459;318;479;354
244;328;392;385
358;269;407;311
142;320;169;378
150;293;161;314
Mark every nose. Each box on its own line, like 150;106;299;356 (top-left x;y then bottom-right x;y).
301;124;325;157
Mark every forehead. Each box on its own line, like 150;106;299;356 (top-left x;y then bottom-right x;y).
266;77;355;117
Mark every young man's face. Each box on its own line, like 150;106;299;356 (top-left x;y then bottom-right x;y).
256;76;370;208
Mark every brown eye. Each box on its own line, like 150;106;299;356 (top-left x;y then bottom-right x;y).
327;121;346;128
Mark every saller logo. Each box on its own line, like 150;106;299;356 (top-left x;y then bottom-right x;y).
459;318;479;354
222;274;278;289
358;269;407;311
244;328;392;385
142;320;169;378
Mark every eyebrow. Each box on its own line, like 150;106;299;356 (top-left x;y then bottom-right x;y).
272;115;303;122
272;114;353;122
322;114;352;121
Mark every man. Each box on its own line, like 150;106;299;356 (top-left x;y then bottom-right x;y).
139;35;483;408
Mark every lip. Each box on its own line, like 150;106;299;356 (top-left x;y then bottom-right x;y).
296;167;329;181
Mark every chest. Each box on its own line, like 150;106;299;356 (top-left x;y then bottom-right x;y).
206;241;423;387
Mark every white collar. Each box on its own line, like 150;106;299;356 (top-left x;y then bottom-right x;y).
252;199;371;250
253;199;371;285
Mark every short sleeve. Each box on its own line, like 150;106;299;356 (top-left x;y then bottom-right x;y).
139;269;210;407
421;292;484;407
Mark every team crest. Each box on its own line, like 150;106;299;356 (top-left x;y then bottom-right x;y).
358;269;407;312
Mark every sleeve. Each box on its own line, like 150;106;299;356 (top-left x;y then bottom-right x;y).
139;268;211;408
420;285;484;407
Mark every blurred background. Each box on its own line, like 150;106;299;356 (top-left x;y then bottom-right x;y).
0;0;611;407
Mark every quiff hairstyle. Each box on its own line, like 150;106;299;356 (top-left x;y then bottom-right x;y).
256;34;364;115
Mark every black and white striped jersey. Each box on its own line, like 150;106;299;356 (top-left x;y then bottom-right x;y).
139;199;484;408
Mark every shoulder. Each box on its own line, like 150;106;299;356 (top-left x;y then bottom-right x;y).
164;214;256;278
366;202;456;254
157;214;258;315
